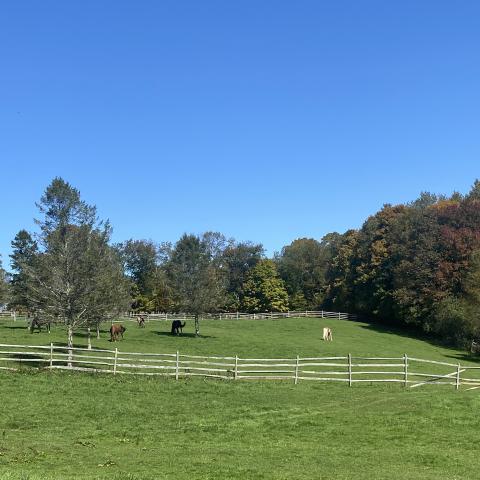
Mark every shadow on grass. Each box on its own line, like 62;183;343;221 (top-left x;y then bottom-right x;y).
2;325;31;330
154;331;215;339
7;353;47;369
358;320;468;353
73;330;109;338
443;352;480;363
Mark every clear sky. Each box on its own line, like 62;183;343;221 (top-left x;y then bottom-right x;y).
1;1;479;267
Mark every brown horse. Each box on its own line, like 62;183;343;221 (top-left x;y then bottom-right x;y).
110;324;126;342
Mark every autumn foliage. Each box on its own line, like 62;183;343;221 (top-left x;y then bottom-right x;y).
322;182;480;346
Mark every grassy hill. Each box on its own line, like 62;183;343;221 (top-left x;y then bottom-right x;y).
0;317;479;479
1;316;476;363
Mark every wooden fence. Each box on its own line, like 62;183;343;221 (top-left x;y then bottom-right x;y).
0;343;478;390
0;310;358;323
122;310;358;321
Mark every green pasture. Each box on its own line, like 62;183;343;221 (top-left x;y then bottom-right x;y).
0;317;479;479
0;316;476;363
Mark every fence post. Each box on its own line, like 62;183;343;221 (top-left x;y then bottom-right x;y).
236;311;239;320
50;342;53;368
253;313;256;320
338;312;341;319
114;348;118;375
13;311;16;322
234;355;238;380
294;355;299;385
321;310;324;318
176;351;179;380
348;353;352;387
456;363;460;390
404;354;408;387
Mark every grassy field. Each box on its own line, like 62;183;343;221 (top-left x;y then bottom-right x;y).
0;317;479;479
1;316;477;363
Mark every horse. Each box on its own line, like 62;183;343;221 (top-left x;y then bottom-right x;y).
29;316;51;334
171;320;186;335
323;327;333;341
137;316;146;328
110;324;126;342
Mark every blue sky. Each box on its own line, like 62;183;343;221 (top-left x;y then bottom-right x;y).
1;1;479;267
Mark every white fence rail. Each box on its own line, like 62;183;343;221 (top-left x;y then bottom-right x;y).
0;310;358;323
0;343;477;390
122;310;358;321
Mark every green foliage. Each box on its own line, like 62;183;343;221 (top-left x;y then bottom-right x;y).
116;239;158;296
9;230;38;311
277;237;333;309
19;178;130;344
241;259;289;312
322;186;480;346
0;256;9;306
221;241;264;310
166;234;227;334
131;294;155;313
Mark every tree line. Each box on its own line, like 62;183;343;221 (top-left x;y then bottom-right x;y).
1;177;480;348
321;184;480;347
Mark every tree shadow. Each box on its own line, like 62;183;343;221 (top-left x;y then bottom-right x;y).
153;331;215;339
7;353;47;369
2;325;33;330
443;352;480;363
358;320;464;351
73;330;109;338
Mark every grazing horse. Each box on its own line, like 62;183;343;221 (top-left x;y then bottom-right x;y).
171;320;186;335
110;324;126;342
323;327;333;341
137;316;146;328
29;316;51;334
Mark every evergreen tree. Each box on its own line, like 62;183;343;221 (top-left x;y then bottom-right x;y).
22;178;130;351
9;230;38;312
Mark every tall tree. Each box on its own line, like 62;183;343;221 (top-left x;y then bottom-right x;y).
22;178;130;351
221;241;264;311
276;238;330;309
9;230;38;312
117;239;158;296
241;259;289;312
0;257;9;307
166;234;226;335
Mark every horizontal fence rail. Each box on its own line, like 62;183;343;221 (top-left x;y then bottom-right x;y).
122;310;358;321
0;310;358;323
0;343;478;390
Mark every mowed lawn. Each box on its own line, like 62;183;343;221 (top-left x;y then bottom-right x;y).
0;318;479;479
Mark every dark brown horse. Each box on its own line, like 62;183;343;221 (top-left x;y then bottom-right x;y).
29;315;51;334
171;320;186;335
110;324;126;342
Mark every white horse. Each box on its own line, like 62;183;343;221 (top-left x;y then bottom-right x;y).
323;327;333;341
